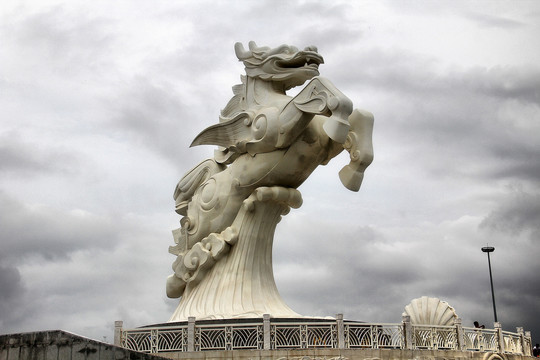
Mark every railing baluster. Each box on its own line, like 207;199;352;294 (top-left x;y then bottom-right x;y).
150;329;158;353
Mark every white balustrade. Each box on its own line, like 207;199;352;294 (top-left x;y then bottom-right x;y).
117;316;532;355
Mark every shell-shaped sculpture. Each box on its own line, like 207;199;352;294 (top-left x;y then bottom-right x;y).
402;296;458;326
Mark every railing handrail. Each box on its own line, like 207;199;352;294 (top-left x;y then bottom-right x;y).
118;317;532;355
463;326;498;331
501;329;521;337
412;324;456;329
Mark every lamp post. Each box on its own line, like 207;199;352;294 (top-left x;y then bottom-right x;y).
481;246;498;323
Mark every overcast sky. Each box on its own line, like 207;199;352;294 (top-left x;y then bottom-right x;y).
1;0;539;345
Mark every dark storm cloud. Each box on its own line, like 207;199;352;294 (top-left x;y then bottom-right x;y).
3;4;113;72
496;273;540;329
464;12;525;29
343;49;540;105
169;0;361;54
108;76;210;168
274;218;426;321
0;132;79;176
276;185;540;332
485;138;540;182
473;187;540;336
464;66;540;105
0;191;172;335
479;248;540;336
149;0;363;87
245;1;363;50
334;48;540;184
296;26;363;53
0;263;25;329
0;265;23;299
0;191;120;261
480;188;540;236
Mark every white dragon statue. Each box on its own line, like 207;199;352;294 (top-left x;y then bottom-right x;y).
167;41;374;321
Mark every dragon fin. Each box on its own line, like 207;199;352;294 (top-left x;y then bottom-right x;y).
190;112;252;151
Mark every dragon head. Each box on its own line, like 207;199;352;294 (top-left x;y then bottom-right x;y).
235;41;324;90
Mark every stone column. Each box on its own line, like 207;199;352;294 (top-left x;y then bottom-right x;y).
263;314;271;350
525;331;532;356
454;317;464;351
494;322;504;353
517;327;524;355
402;315;412;350
114;320;123;346
336;313;345;349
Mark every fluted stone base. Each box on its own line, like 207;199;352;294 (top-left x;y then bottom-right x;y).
169;187;302;321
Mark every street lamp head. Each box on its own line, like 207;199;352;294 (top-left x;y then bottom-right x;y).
482;246;495;253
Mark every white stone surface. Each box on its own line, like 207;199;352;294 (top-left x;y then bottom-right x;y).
167;41;374;321
402;296;458;326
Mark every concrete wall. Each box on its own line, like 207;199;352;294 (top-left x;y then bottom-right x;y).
0;330;164;360
158;348;535;360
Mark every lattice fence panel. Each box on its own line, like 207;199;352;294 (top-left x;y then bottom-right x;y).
482;330;498;352
464;329;481;350
433;327;457;349
232;326;261;349
158;328;187;352
306;325;334;348
464;328;499;352
199;327;226;350
377;325;403;349
413;327;433;349
122;331;152;352
346;325;372;348
272;325;301;349
503;333;521;354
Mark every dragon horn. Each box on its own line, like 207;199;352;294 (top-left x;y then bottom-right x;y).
248;41;258;51
234;42;252;60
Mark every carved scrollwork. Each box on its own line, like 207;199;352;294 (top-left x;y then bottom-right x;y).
245;107;280;155
483;352;507;360
198;178;220;211
251;113;268;140
174;159;226;215
168;225;239;293
168;185;302;300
